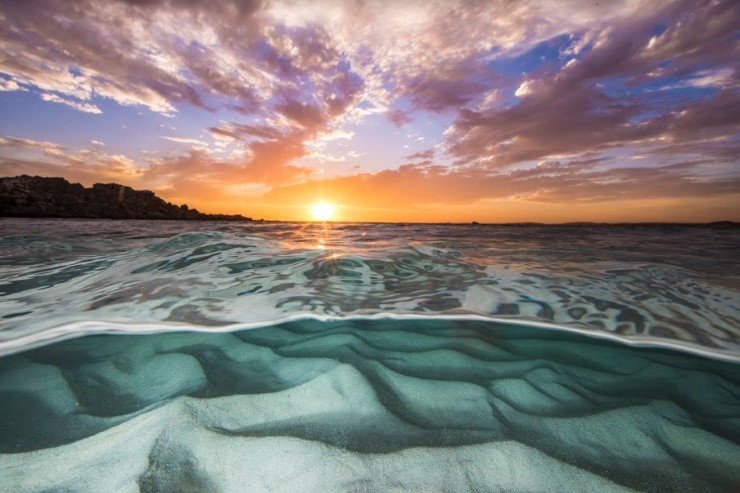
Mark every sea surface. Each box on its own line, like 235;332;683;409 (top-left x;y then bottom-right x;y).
0;218;738;491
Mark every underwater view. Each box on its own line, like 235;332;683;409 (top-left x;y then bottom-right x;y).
0;219;738;491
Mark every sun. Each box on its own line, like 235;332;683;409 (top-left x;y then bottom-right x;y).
311;202;335;221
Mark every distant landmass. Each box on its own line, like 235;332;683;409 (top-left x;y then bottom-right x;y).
0;175;252;221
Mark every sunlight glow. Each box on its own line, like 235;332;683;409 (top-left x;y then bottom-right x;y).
311;202;335;221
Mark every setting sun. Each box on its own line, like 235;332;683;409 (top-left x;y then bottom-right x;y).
1;2;738;491
311;202;335;222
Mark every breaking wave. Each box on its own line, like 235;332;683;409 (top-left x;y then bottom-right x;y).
0;219;738;358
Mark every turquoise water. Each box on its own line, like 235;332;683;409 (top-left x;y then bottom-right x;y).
1;319;738;492
0;219;738;491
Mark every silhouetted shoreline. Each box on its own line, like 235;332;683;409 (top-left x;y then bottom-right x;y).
0;175;252;221
1;175;737;227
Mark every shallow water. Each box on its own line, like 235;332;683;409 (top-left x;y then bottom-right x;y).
0;219;738;357
0;219;739;491
1;319;739;492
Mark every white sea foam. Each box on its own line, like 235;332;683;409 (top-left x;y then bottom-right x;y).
1;313;739;362
1;219;738;357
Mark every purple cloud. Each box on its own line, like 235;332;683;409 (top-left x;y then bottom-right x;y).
0;0;737;217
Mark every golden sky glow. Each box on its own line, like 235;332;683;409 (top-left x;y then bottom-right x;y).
0;1;738;222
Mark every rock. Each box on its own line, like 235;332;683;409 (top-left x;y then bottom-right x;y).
0;175;252;221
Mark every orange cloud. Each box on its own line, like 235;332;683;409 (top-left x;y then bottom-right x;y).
1;0;738;222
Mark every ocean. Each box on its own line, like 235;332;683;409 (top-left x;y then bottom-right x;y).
0;218;738;491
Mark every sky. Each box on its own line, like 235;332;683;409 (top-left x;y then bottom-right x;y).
0;0;738;222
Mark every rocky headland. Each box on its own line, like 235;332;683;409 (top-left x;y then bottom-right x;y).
0;175;251;221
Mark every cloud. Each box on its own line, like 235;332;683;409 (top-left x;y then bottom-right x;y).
0;135;140;183
662;68;738;90
40;93;102;114
0;76;24;92
405;148;436;161
0;0;737;219
444;0;740;169
161;136;209;146
514;81;534;98
265;152;740;210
